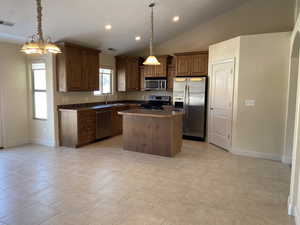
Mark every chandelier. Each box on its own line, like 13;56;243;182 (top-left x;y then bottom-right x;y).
21;0;61;54
143;2;160;65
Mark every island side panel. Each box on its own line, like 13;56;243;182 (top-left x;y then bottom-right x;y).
151;117;173;157
59;110;78;148
122;114;181;157
171;115;183;156
122;115;153;154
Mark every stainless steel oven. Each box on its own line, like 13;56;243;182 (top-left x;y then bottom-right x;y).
144;78;167;91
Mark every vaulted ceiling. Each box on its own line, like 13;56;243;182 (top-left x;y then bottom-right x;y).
0;0;294;55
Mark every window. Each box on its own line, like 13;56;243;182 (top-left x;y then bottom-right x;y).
94;68;113;95
32;63;47;120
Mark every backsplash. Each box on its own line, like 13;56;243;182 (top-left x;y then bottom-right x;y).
55;91;126;105
124;91;173;101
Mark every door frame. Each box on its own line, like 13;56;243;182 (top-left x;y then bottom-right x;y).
0;88;4;149
207;58;236;151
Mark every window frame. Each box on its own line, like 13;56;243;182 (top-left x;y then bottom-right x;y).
94;66;113;96
31;62;48;121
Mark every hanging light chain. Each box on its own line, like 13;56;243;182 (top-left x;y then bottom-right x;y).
149;3;155;56
36;0;44;41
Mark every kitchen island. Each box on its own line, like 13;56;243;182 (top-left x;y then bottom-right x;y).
118;109;184;157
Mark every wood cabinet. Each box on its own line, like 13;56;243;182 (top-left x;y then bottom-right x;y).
142;55;172;78
78;110;96;146
59;109;96;148
59;104;140;148
119;109;183;157
175;51;208;76
167;65;176;91
140;66;145;91
112;105;130;135
116;56;142;92
56;42;100;92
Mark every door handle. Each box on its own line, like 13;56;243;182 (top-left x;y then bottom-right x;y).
210;107;214;110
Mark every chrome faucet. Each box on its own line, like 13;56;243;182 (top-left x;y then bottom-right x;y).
105;94;108;104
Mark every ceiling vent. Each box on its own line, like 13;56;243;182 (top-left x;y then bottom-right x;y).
0;20;15;27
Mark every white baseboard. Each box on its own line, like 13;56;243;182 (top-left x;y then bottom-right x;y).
295;204;300;225
282;155;293;164
230;148;282;161
289;195;296;216
4;138;29;148
30;138;56;147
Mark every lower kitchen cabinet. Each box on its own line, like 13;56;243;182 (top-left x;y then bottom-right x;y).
59;104;139;148
59;109;96;148
78;110;97;146
112;105;130;135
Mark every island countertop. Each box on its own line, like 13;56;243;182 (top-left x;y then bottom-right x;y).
118;109;184;118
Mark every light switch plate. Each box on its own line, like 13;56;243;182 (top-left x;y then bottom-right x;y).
245;99;255;106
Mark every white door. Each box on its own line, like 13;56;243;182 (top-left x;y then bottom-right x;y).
209;60;234;150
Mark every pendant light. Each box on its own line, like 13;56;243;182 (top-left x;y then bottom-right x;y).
21;0;61;54
143;2;160;65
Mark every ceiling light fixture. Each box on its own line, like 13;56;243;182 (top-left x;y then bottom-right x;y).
135;36;141;41
173;16;180;22
21;0;61;54
143;2;160;66
105;24;112;30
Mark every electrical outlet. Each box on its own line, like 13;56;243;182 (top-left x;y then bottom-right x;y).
245;99;255;106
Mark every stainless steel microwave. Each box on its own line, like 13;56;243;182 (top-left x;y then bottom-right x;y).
144;78;167;91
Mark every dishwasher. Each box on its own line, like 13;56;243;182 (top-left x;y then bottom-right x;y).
96;110;113;139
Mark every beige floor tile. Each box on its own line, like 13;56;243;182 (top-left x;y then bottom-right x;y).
1;202;60;225
0;135;294;225
0;196;39;218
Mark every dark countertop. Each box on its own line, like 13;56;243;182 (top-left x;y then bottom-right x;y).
118;109;184;118
58;100;145;112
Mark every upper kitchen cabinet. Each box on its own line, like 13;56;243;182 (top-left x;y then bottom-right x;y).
167;60;176;91
142;55;172;77
56;42;100;92
116;56;142;92
175;51;208;76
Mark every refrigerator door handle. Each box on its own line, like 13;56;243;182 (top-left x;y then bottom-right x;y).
184;84;187;118
186;85;190;119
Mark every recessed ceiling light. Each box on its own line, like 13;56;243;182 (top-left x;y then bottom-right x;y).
105;24;112;30
173;16;180;22
135;36;141;41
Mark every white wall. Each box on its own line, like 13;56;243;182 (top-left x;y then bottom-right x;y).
233;32;290;160
208;32;291;161
296;0;300;23
0;42;29;147
133;0;294;56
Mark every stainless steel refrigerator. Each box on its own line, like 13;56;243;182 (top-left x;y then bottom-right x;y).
173;77;207;141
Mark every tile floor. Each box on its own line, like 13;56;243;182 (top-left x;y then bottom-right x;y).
0;136;294;225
